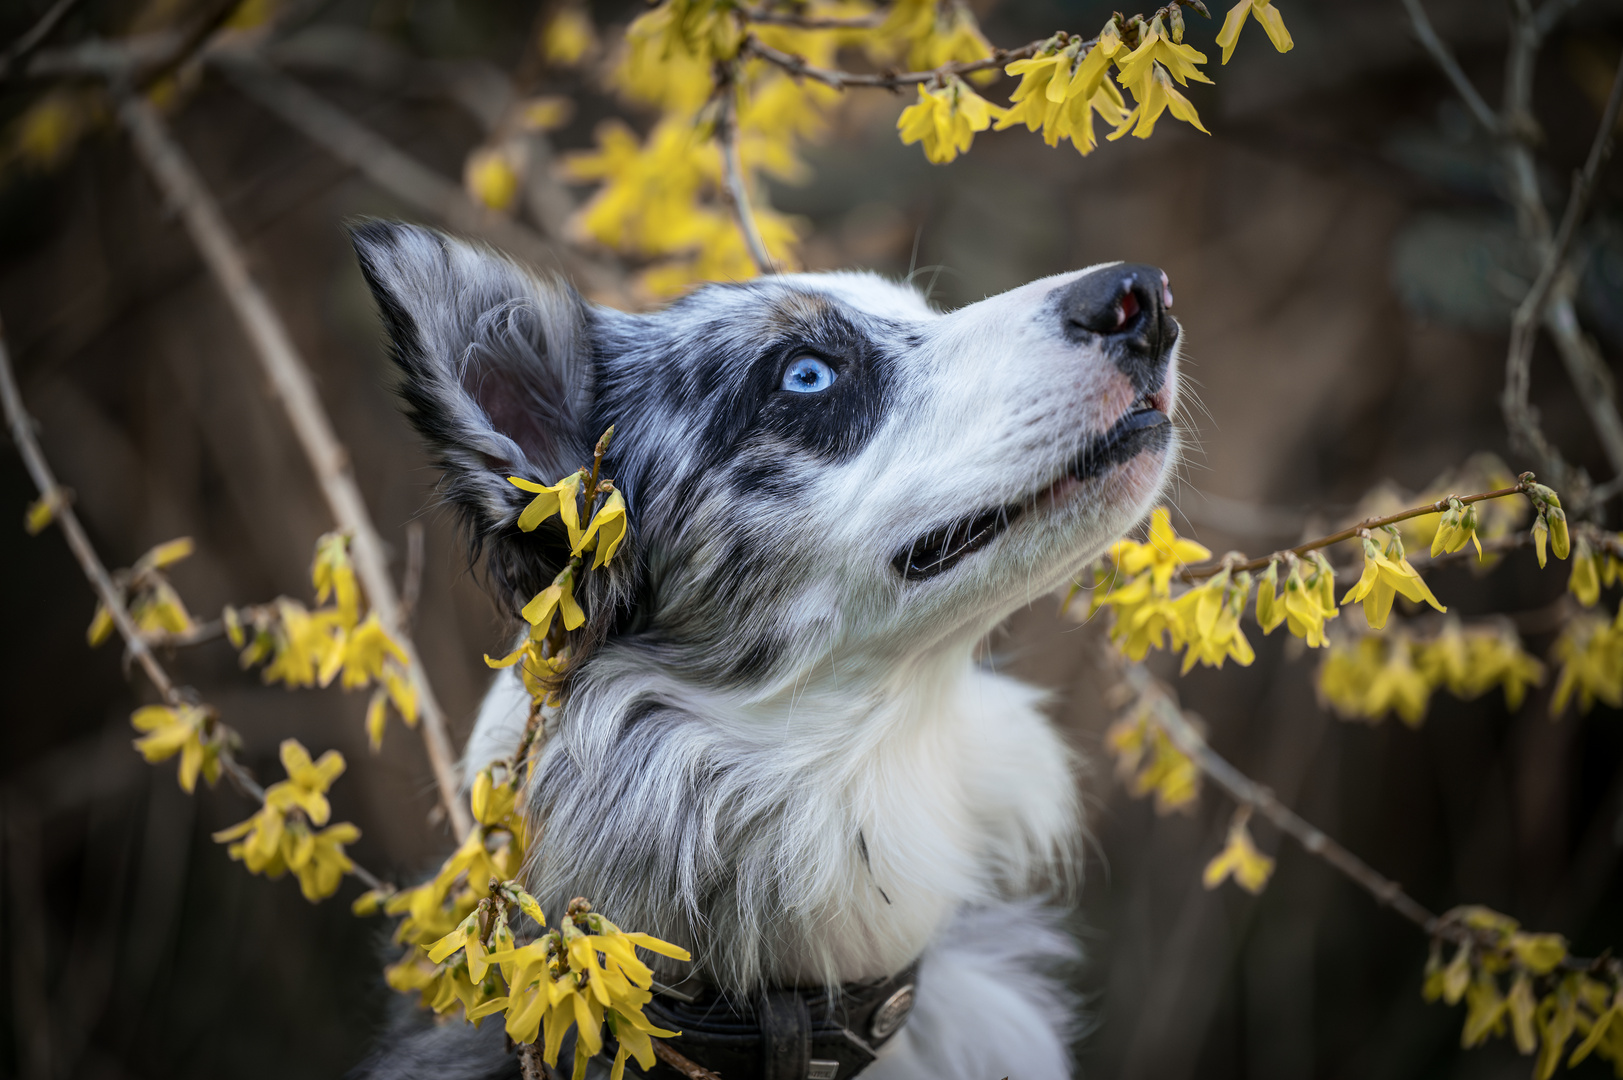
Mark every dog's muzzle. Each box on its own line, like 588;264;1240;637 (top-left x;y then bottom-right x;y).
623;963;919;1080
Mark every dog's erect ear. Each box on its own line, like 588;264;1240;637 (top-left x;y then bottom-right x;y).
350;220;594;560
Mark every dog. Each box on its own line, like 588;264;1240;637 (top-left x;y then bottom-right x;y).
348;220;1182;1080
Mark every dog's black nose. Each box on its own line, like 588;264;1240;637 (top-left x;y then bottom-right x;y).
1057;263;1177;394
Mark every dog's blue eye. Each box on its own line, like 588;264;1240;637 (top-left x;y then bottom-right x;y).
782;356;836;394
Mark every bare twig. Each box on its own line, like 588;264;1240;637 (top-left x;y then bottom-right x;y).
715;74;775;275
0;0;83;79
0;315;391;890
116;92;473;838
516;1044;564;1080
651;1039;724;1080
1118;658;1613;972
401;520;425;632
1178;483;1528;581
210;52;622;301
1;317;179;706
1124;660;1440;930
1398;0;1500;135
1505;47;1623;489
742;34;1044;91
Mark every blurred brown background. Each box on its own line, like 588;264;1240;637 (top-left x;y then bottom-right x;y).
2;0;1623;1077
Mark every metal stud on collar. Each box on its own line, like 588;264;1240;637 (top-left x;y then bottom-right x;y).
868;983;916;1041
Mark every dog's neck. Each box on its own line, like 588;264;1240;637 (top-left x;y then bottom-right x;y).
524;635;1080;993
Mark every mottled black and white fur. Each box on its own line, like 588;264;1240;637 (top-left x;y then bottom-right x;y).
350;220;1182;1080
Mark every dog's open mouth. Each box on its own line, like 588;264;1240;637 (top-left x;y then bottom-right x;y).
892;399;1172;581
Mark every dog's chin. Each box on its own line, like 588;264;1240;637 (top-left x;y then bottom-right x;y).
891;402;1174;583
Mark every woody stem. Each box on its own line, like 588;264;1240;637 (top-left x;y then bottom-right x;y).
1177;484;1529;583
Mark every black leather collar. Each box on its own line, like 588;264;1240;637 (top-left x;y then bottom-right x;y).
620;964;919;1080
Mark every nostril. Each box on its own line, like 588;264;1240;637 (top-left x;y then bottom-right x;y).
1115;290;1140;330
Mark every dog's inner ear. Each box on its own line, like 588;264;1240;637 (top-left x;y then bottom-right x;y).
349;221;594;546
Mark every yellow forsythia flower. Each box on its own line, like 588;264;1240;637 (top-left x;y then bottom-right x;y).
260;599;345;687
521;566;587;641
576;488;628;568
365;664;419;750
1202;813;1274;893
1341;534;1445;630
1171;569;1254;673
266;739;346;826
1112;507;1211;593
214;804;291;876
332;612;409;689
312;531;360;628
130;704;221;793
470;766;519;827
1109;15;1211;141
905;1;993;73
897;77;1006;164
542;7;597;65
286;821;360;901
1568;537;1602;607
1105;707;1200;813
465;146;522;213
10;89;96;171
24;494;56;534
1551;606;1623;715
214;740;359;900
1273;555;1338;648
510;472;585;544
1110;61;1210;141
996;28;1129;156
517;96;574;132
1430;499;1482;560
1214;0;1294;64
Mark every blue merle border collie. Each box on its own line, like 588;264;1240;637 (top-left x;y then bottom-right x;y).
349;220;1181;1080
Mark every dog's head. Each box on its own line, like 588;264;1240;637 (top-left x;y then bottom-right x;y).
354;221;1180;694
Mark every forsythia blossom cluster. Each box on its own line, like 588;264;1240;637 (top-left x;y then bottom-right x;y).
86;536;196;646
1105;701;1202;814
228;532;418;749
1550;601;1623;715
560;0;1295;290
1424;906;1623;1079
213;739;361;902
1318;620;1546;727
370;765;533;1016
488;431;628;709
435;896;690;1080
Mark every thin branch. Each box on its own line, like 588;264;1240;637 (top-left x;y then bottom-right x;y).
1178;483;1528;582
1120;660;1440;930
715;75;775;275
1118;658;1614;973
742;34;1044;91
0;0;83;79
401;520;425;632
116;91;473;838
0;315;390;891
1;318;179;706
210;52;623;300
651;1039;724;1080
1499;21;1623;498
1398;0;1500;135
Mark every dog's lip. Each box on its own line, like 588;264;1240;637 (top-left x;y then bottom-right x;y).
891;395;1172;582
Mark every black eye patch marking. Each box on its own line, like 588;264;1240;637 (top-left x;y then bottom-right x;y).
682;295;895;473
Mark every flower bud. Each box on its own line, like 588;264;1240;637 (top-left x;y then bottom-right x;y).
1547;506;1570;560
